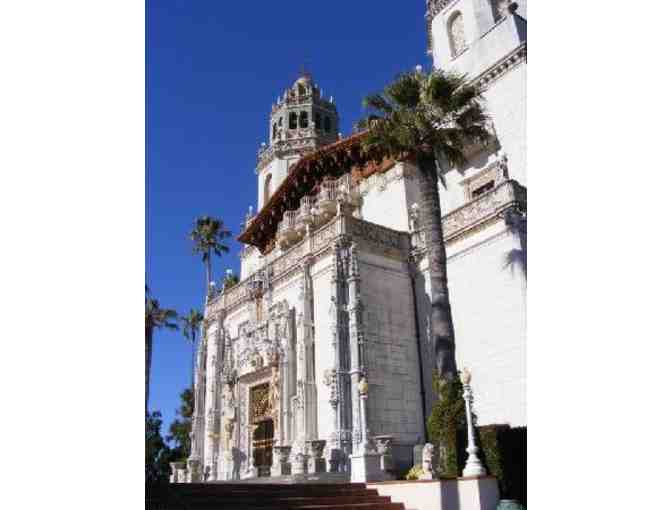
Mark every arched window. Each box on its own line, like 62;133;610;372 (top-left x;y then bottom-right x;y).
278;117;283;127
289;112;297;130
323;116;331;133
263;174;272;204
297;84;306;96
314;112;322;130
448;12;466;58
272;122;277;140
299;111;309;129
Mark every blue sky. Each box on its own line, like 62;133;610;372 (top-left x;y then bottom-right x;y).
146;0;430;437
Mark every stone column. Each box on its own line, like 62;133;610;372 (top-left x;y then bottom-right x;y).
347;242;364;455
292;260;316;459
328;240;343;464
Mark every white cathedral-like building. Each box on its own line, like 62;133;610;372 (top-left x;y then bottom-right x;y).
185;0;526;483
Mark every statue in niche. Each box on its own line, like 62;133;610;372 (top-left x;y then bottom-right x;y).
221;383;237;450
251;351;264;370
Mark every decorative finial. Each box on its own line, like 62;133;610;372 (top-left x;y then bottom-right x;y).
460;367;472;385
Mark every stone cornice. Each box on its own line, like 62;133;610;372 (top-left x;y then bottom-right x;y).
473;42;527;91
207;215;410;318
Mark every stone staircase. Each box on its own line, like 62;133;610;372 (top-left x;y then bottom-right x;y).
146;483;405;510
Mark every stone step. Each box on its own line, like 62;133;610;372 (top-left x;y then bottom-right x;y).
172;487;377;497
181;495;392;507
171;504;403;510
147;483;405;510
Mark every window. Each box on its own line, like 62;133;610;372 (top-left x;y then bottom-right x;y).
272;122;277;140
297;84;306;96
263;174;272;205
278;117;283;127
299;111;309;129
314;112;322;130
472;180;495;198
324;116;331;133
289;112;297;130
448;12;466;58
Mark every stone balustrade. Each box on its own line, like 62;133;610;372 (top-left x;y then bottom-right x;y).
206;213;410;319
442;179;526;243
277;209;301;248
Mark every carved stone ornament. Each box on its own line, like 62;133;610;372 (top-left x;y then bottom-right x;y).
420;443;437;480
358;376;369;397
250;382;271;423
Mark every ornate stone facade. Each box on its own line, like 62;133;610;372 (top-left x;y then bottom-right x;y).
183;0;526;484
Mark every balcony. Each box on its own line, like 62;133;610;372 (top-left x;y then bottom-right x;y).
276;209;302;249
441;179;526;243
274;173;361;250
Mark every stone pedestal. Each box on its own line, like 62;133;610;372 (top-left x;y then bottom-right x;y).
169;461;186;483
349;451;386;482
271;445;292;476
186;458;202;483
328;448;342;473
419;443;437;480
291;452;307;476
374;435;395;474
242;465;258;479
307;440;326;474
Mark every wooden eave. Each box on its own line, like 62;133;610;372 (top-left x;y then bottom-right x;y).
237;131;401;253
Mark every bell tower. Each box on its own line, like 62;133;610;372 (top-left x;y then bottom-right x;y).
255;72;340;211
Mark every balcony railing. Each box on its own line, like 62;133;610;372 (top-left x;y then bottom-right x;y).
206;213;411;318
442;179;526;242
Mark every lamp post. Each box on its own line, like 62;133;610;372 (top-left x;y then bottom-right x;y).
461;368;486;477
358;376;374;453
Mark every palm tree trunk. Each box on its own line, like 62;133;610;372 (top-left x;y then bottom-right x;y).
416;153;458;381
191;330;196;390
205;252;212;296
146;322;153;415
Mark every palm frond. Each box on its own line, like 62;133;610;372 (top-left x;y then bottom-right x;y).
385;72;421;108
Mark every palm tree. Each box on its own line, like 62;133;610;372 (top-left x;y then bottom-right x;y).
358;68;490;381
180;309;203;389
189;216;232;295
223;269;240;289
145;287;178;414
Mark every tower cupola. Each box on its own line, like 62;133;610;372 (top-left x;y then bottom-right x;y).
257;72;339;172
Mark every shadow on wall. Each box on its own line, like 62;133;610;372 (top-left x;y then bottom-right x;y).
502;209;527;278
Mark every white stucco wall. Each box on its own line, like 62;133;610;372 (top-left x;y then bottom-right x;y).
482;64;526;184
431;3;526;186
359;251;425;445
359;164;414;232
445;220;526;427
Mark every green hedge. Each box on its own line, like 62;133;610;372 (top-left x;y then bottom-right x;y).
424;372;526;504
426;373;466;478
477;424;527;506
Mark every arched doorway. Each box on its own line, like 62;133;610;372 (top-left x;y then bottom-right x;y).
250;381;274;477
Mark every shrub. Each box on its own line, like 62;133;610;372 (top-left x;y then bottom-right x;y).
477;424;527;506
405;464;424;480
426;372;467;478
